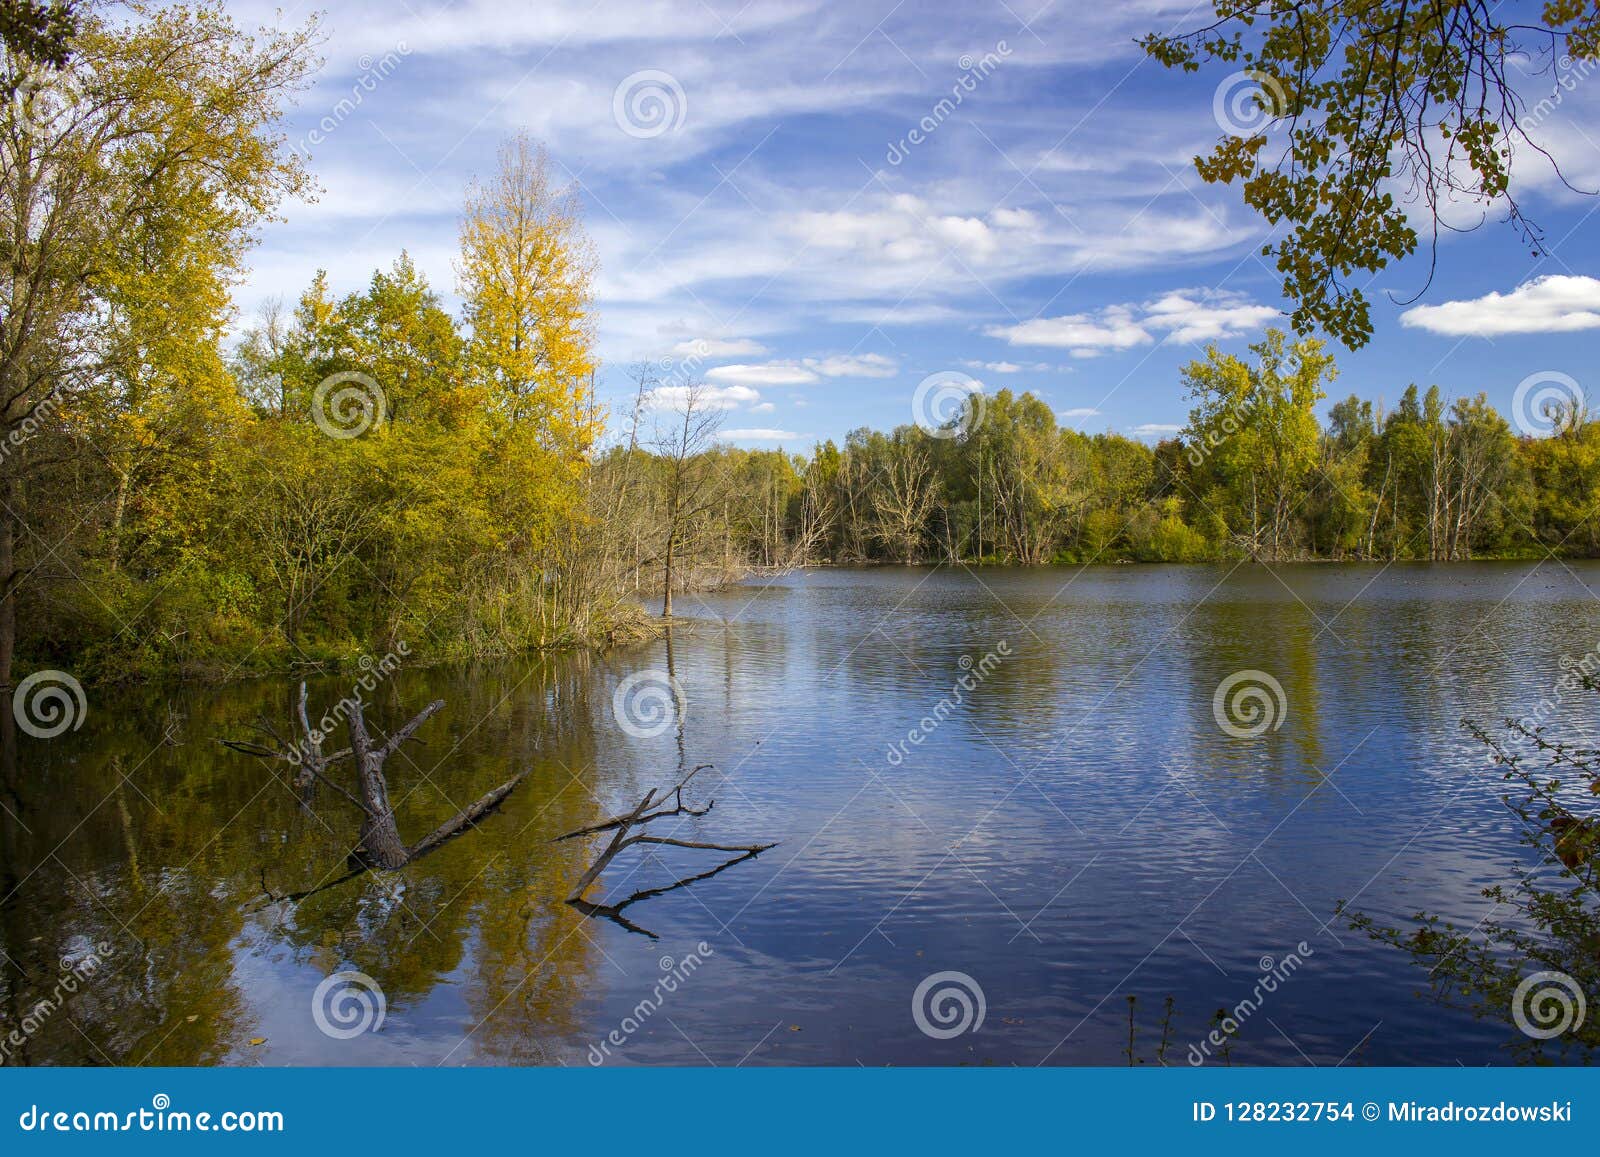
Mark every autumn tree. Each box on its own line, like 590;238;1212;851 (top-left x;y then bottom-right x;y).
0;0;75;76
0;1;317;687
458;131;598;449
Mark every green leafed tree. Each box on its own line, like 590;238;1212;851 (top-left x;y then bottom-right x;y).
1182;329;1334;560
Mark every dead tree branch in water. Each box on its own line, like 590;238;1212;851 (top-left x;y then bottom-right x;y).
223;683;528;878
556;764;774;937
217;682;356;803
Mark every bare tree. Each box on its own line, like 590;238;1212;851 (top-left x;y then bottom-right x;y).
872;439;940;565
652;381;726;617
234;296;291;415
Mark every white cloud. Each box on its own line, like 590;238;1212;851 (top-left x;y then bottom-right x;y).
261;0;823;56
803;354;899;378
830;303;968;327
704;353;898;385
646;384;760;410
706;363;821;386
1129;423;1181;437
1060;407;1101;419
961;359;1055;374
990;207;1040;230
750;401;775;413
788;195;1000;266
987;290;1278;352
672;337;768;357
1141;291;1281;344
1399;275;1600;336
722;428;802;441
988;305;1149;352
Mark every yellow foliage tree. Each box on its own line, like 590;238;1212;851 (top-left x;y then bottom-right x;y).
457;131;599;454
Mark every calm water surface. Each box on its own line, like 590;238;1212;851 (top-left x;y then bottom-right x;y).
5;562;1599;1066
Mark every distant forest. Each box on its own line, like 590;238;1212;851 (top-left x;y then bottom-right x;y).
631;327;1596;575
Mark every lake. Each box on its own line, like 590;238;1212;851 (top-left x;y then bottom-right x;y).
4;562;1598;1066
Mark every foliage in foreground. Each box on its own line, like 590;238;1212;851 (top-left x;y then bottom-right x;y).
1144;1;1600;347
1343;680;1600;1064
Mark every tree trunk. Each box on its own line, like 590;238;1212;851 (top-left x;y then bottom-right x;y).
347;701;414;870
1366;454;1391;560
661;530;674;618
0;482;15;692
356;786;409;868
108;469;129;575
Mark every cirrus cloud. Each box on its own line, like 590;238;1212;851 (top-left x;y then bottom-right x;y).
987;290;1279;353
672;337;768;357
707;363;821;387
721;427;802;441
646;384;761;409
706;353;899;386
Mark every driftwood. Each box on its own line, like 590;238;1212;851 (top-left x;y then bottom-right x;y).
223;683;528;873
557;764;774;938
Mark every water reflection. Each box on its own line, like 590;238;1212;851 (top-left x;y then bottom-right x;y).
2;562;1597;1065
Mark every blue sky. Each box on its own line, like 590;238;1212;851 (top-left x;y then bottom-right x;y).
233;0;1600;448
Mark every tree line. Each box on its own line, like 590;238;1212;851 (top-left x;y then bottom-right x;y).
615;331;1597;584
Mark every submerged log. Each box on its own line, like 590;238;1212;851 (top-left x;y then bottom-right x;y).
408;770;529;860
